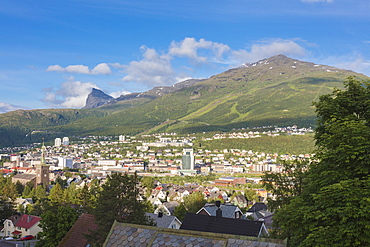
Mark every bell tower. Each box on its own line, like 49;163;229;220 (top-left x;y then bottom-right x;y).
36;140;49;187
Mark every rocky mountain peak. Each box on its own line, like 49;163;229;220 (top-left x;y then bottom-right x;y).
83;88;114;109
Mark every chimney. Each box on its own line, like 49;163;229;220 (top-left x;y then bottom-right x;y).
215;200;222;218
158;212;163;218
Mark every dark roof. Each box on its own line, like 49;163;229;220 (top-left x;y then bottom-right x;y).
247;202;268;213
180;213;265;238
58;213;98;247
103;221;286;247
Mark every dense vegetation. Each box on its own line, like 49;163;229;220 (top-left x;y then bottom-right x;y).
263;77;370;246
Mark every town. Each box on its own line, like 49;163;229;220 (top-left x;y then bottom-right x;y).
0;126;313;246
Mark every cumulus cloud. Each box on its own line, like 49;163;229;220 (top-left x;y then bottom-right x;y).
169;37;230;63
41;78;99;108
230;39;307;65
47;63;112;75
110;90;131;98
122;46;176;86
120;37;308;88
0;102;26;114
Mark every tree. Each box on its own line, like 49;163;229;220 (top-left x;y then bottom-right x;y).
173;202;187;222
87;172;153;246
77;184;93;213
34;185;47;201
49;183;64;204
262;159;309;211
0;195;16;225
15;180;24;196
174;191;207;221
270;77;370;246
36;203;79;247
184;191;207;214
63;182;80;204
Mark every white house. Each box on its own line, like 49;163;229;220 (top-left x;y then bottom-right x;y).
2;214;41;238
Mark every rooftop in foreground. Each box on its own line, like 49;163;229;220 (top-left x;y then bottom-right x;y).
103;221;286;247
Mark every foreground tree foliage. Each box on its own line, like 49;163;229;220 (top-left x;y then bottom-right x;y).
174;191;207;221
87;172;153;246
266;77;370;246
36;202;79;247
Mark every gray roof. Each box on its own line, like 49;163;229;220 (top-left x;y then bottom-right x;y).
12;173;36;180
103;221;286;247
200;203;241;218
145;213;180;228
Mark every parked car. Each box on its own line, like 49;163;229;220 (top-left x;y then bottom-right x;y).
20;235;34;241
4;236;14;240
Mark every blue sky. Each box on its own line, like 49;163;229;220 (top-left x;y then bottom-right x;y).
1;0;370;112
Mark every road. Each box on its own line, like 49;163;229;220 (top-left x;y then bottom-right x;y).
0;239;37;247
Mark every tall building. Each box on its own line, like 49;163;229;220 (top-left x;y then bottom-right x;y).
182;148;195;170
36;143;49;187
62;137;70;145
55;138;62;147
58;157;73;169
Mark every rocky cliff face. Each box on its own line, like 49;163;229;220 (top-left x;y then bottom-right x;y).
83;88;114;109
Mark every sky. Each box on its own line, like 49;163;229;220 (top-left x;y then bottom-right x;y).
1;0;370;113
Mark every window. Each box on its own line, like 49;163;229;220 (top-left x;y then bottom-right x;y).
17;226;21;230
8;222;10;227
25;229;28;232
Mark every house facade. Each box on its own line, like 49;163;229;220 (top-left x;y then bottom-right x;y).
2;214;41;238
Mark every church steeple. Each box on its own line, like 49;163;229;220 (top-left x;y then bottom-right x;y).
41;138;46;165
36;138;49;187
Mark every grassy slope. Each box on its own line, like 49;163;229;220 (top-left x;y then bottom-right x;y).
1;56;369;147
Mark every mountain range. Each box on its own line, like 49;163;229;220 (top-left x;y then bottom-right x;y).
0;55;368;148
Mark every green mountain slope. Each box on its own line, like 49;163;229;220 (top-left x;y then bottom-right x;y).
0;55;368;147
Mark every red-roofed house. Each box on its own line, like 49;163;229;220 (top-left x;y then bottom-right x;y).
2;214;42;238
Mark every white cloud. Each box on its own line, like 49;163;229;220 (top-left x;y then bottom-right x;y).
109;62;125;69
122;46;176;87
65;65;90;74
41;78;99;108
46;63;112;75
0;102;26;114
120;38;308;88
109;90;131;98
46;65;64;72
169;37;230;63
318;55;370;76
91;63;112;74
231;39;307;65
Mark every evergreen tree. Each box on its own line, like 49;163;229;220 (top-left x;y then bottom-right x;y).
87;172;152;246
49;183;64;204
15;180;24;196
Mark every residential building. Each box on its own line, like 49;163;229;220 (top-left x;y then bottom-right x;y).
182;148;194;170
145;212;182;229
2;214;42;238
55;138;62;147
